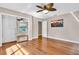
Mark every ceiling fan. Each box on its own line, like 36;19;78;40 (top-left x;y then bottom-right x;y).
36;3;56;13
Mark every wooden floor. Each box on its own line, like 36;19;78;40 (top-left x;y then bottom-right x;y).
0;37;79;55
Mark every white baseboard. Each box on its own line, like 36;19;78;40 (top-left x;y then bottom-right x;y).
3;40;17;43
42;36;47;38
48;36;79;44
32;37;38;39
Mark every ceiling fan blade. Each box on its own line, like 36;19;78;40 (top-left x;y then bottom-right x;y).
46;3;54;10
37;10;43;12
49;8;56;11
36;5;43;9
47;3;54;7
44;5;47;9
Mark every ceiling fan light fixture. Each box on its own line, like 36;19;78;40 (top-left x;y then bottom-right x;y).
36;3;56;13
43;10;48;13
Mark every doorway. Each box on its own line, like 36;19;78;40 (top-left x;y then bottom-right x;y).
38;21;42;39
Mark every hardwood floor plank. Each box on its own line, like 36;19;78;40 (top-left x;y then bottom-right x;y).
0;38;79;55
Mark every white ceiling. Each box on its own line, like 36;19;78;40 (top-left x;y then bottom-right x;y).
0;3;79;19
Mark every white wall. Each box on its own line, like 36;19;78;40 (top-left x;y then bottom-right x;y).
28;16;33;40
0;14;2;47
42;21;47;37
32;17;43;39
47;13;79;43
2;15;17;43
32;17;38;39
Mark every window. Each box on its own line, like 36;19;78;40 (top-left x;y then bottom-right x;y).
17;18;28;33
